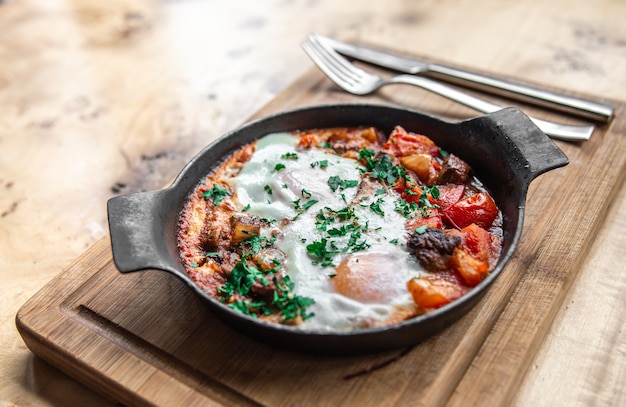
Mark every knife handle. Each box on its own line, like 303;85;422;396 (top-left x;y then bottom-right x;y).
388;74;595;141
426;64;614;122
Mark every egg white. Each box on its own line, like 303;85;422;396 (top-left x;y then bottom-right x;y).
230;132;425;331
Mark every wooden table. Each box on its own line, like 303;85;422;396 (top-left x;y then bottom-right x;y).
1;0;624;405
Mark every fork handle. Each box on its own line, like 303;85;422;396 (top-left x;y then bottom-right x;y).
389;74;594;141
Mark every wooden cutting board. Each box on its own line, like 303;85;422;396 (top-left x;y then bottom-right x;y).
16;60;626;406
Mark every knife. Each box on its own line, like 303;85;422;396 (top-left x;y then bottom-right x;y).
319;35;614;123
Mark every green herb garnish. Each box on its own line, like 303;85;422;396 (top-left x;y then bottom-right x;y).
202;184;229;205
327;176;359;193
311;159;329;169
359;149;407;185
369;197;385;216
218;234;315;321
281;152;299;160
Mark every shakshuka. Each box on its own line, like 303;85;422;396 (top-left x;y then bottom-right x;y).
177;126;503;331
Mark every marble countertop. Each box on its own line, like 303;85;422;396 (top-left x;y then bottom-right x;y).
1;0;625;405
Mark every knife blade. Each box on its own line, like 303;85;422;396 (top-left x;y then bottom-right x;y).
319;35;614;123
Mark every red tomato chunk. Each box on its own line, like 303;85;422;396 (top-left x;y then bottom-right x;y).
443;192;498;229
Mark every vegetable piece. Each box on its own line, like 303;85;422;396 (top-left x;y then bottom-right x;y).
296;127;383;152
405;213;443;231
399;182;439;206
447;224;494;286
407;274;467;309
443;192;498;229
450;248;489;287
296;133;319;149
383;125;438;157
433;184;465;210
231;214;261;245
400;153;433;183
461;223;493;263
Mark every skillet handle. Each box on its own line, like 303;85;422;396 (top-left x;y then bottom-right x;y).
484;107;570;183
107;190;180;274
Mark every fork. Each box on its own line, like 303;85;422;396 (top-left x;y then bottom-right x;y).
301;33;595;142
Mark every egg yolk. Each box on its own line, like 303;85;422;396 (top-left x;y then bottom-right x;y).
333;253;403;303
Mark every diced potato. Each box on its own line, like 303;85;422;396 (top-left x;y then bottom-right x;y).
400;153;432;182
231;214;261;244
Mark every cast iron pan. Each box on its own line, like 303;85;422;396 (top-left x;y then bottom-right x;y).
107;103;568;355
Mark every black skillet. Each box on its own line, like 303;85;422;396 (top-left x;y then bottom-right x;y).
107;103;568;355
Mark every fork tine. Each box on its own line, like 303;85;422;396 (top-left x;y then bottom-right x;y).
300;39;348;89
308;33;368;82
301;38;356;90
301;34;366;92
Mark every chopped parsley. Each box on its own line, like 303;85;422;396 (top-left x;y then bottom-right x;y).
306;238;336;267
302;200;318;210
327;223;361;237
281;152;299;160
359;149;407;185
306;205;371;267
392;184;441;218
310;159;329;169
416;185;441;216
369;197;385;216
292;197;319;220
202;184;229;205
394;199;419;218
219;260;269;298
314;210;333;232
293;198;318;212
422;185;440;202
327;205;356;222
218;235;315;321
228;299;273;317
327;175;359;193
273;276;315;320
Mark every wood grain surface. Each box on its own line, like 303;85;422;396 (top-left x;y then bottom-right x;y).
16;65;626;406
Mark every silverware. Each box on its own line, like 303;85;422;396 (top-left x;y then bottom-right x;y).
318;34;614;123
301;33;595;142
